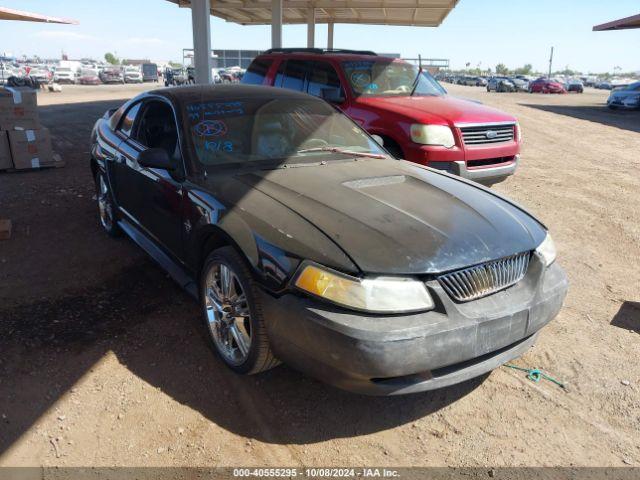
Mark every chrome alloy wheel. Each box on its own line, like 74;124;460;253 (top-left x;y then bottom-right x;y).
204;263;252;366
97;175;114;230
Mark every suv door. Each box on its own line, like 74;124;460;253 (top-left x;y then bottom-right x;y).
118;98;186;259
306;60;345;104
276;60;309;91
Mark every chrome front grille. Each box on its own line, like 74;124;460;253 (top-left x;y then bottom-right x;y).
437;252;530;302
460;123;515;145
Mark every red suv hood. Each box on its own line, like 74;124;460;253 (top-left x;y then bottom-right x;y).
354;95;516;125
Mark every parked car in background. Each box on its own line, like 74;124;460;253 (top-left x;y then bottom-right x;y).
566;79;584;93
165;67;189;86
507;77;529;92
0;65;14;84
124;66;143;83
100;67;124;84
53;67;76;84
142;63;159;82
90;84;567;395
529;78;566;94
607;81;640;109
595;81;613;90
243;48;523;184
487;76;515;92
78;68;102;85
461;76;487;87
211;68;223;84
29;67;52;83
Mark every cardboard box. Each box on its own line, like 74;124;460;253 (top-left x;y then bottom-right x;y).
0;87;40;131
0;130;11;170
8;128;54;170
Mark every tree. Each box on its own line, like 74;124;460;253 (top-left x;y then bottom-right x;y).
514;64;533;75
495;63;509;75
104;52;119;65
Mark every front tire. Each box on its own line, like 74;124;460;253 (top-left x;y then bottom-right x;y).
95;171;121;237
200;246;279;375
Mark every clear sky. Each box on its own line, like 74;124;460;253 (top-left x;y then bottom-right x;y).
1;0;639;74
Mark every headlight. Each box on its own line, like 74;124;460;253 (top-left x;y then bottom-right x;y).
535;233;557;267
294;263;434;314
516;122;522;142
410;124;455;148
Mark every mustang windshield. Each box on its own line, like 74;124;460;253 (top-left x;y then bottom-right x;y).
184;98;386;167
342;60;446;97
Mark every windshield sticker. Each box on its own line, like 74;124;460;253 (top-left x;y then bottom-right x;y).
350;72;372;88
186;101;244;117
194;119;228;137
204;140;234;152
343;61;374;70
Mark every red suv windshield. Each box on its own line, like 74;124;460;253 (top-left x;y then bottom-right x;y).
342;59;446;97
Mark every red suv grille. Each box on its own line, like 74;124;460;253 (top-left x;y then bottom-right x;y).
459;123;515;145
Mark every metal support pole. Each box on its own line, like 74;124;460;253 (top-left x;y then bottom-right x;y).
307;8;316;48
327;22;334;49
271;0;283;48
191;0;212;84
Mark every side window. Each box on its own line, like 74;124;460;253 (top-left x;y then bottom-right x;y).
242;58;272;85
307;61;342;98
118;103;141;137
281;60;308;92
133;101;180;160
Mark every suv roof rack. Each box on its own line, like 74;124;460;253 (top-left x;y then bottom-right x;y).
263;48;377;56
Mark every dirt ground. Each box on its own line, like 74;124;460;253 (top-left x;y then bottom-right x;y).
0;83;638;467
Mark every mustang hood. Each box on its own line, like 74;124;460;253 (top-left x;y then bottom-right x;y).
356;94;516;125
239;159;546;275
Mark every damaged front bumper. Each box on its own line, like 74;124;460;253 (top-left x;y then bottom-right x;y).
261;256;568;396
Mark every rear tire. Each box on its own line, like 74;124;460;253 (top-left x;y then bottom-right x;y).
200;246;279;375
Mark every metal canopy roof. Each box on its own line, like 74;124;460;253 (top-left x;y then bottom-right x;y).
593;13;640;31
0;6;78;24
169;0;458;26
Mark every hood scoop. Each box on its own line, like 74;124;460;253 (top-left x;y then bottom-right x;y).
342;175;406;189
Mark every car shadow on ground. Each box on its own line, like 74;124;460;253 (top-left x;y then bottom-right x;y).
611;301;640;334
0;255;487;454
519;103;640;133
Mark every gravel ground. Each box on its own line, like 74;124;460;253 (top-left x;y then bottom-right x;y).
0;83;638;467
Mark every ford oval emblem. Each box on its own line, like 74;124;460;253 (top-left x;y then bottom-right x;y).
486;130;498;139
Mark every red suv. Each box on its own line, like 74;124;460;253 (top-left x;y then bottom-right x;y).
242;48;522;184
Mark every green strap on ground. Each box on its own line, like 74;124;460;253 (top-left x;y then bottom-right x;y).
504;363;566;389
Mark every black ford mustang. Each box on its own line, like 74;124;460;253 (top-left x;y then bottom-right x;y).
90;85;568;395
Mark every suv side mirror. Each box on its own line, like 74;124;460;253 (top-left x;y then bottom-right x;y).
138;148;174;171
320;87;345;104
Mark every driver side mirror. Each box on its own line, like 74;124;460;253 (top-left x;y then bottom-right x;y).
138;148;175;171
320;87;345;104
